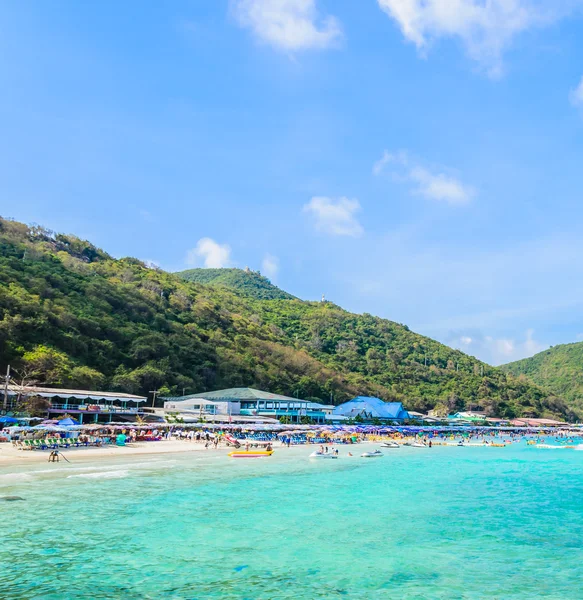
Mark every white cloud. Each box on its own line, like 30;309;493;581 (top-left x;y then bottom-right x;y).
372;150;393;176
261;253;279;280
410;166;473;204
569;76;583;107
231;0;342;51
186;238;232;268
374;150;474;205
303;196;364;237
449;329;547;365
376;0;574;75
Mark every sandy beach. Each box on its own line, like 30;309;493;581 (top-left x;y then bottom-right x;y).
0;438;377;468
0;440;235;467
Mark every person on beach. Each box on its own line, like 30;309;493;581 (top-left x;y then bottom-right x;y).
48;450;60;463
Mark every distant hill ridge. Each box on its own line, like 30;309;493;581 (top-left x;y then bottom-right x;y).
0;216;574;420
177;268;296;300
502;342;583;413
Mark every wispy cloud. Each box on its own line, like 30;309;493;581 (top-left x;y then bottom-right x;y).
231;0;343;51
333;227;583;364
303;196;364;237
374;150;474;205
376;0;577;76
449;329;547;365
372;150;394;176
261;253;279;280
186;238;232;268
570;75;583;107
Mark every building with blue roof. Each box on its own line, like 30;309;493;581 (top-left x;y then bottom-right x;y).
332;396;410;422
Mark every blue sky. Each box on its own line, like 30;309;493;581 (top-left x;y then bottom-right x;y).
1;0;583;365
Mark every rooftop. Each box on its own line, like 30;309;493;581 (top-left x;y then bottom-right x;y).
162;387;306;403
7;386;147;403
333;397;409;420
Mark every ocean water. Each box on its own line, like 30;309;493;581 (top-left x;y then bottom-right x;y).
1;443;583;599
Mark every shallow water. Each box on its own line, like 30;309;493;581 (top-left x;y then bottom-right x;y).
1;443;582;599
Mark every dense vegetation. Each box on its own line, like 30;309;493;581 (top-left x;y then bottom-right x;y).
0;217;573;419
178;268;296;300
502;343;583;414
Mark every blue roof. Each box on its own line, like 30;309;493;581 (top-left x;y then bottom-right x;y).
332;397;409;420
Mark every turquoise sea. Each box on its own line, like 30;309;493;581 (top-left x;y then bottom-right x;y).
1;442;583;599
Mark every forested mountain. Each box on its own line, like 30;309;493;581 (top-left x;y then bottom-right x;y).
502;343;583;414
177;268;296;300
0;217;573;419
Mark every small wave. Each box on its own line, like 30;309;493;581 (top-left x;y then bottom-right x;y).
67;470;130;480
0;472;33;482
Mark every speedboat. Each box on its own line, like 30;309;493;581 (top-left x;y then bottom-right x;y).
309;451;338;459
411;442;428;448
380;442;400;448
361;450;383;458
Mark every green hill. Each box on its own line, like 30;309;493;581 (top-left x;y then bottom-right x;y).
502;342;583;414
177;268;296;300
0;217;573;419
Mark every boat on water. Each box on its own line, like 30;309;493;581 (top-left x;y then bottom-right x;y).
380;442;400;448
309;451;338;459
411;442;428;448
228;450;274;459
361;450;383;458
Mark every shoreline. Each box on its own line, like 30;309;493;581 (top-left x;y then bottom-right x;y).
1;433;570;469
0;438;387;468
0;440;237;467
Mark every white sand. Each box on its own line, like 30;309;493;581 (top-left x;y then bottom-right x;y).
0;440;233;467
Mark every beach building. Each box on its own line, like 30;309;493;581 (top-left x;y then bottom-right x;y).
162;387;328;423
332;396;410;422
4;385;154;423
449;411;488;423
510;418;566;427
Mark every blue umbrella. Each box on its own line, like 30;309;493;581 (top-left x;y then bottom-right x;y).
0;416;19;424
58;417;79;426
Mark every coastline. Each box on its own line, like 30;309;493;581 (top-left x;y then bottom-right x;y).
0;440;233;467
0;438;380;468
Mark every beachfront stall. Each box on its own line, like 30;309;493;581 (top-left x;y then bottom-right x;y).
162;387;329;423
4;385;157;424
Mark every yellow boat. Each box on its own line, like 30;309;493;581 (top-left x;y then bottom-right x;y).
228;450;274;459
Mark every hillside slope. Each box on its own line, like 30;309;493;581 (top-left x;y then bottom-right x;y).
0;217;572;418
177;268;296;300
502;342;583;413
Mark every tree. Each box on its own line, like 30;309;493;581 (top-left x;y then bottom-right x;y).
21;345;73;385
